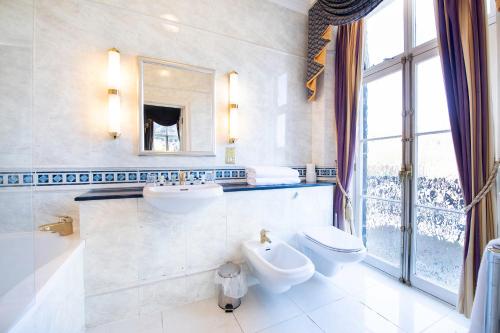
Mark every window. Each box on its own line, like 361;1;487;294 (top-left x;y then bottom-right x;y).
356;0;465;304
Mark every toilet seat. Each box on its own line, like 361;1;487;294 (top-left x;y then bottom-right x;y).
303;226;364;253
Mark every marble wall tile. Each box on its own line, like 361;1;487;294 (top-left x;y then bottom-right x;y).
32;189;83;229
92;0;307;56
137;200;188;280
0;190;33;233
311;51;336;166
86;288;140;328
0;45;32;169
80;199;140;293
225;190;290;261
81;186;334;326
185;270;218;302
138;276;188;315
185;197;228;272
0;0;34;47
32;0;311;168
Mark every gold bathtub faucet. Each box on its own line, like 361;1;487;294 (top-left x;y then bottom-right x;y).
39;216;74;236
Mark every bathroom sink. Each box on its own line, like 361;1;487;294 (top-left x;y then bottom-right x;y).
142;183;223;213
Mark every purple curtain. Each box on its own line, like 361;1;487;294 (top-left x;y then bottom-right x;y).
435;0;496;316
333;21;364;232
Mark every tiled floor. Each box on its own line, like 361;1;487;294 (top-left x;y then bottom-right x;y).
86;263;470;333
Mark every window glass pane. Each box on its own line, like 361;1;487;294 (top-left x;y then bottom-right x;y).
153;122;180;152
416;133;463;210
363;198;402;267
414;0;437;46
363;70;402;139
416;57;449;133
415;132;465;292
361;137;402;268
363;138;402;201
364;0;404;69
415;207;465;291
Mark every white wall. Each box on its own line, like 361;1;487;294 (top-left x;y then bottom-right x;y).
80;186;334;327
24;0;312;169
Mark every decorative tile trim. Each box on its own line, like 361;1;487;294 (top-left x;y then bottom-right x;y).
0;171;35;187
0;166;337;188
316;167;337;178
36;171;91;186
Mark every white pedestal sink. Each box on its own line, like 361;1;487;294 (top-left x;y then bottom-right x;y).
142;183;223;214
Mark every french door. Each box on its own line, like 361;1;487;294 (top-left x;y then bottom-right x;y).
355;0;466;305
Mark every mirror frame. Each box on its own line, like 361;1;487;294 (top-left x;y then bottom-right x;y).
138;57;216;156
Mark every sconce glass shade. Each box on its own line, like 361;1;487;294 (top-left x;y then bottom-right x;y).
229;71;239;108
108;92;120;138
108;48;121;90
228;71;239;143
228;107;239;144
107;48;121;139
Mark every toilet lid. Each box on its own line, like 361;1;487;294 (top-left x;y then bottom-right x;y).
304;226;365;253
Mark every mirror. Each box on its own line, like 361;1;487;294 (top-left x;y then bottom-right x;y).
138;57;216;155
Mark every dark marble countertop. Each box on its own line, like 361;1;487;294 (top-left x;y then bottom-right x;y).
74;181;335;201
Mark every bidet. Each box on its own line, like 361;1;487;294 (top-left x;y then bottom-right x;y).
243;237;314;293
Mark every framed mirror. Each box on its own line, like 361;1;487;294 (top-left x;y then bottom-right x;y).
138;57;216;156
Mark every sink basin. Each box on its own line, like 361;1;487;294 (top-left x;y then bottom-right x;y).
142;183;223;213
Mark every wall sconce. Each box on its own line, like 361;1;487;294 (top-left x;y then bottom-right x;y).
228;71;239;144
107;48;121;139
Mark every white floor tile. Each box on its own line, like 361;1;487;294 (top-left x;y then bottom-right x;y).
330;263;401;298
354;280;453;333
85;265;469;333
233;285;302;333
85;312;162;333
422;311;470;333
308;297;403;333
162;297;242;333
258;314;323;333
286;273;346;312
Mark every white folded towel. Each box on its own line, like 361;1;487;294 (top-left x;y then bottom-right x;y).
469;237;500;333
246;166;299;179
247;177;301;186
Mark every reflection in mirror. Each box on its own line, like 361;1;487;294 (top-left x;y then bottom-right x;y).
144;104;183;152
139;57;215;155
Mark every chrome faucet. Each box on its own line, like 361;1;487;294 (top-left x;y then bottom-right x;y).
260;229;272;244
39;216;74;236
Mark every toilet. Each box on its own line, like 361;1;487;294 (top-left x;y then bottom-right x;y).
298;226;366;277
243;238;315;293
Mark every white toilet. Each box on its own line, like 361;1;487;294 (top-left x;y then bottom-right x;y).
298;226;366;277
243;238;315;293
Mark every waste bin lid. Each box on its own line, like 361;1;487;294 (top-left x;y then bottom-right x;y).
218;262;241;278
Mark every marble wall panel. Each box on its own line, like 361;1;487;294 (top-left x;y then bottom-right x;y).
80;186;333;327
32;0;311;169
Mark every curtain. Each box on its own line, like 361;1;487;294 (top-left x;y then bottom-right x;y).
144;118;154;150
143;105;181;151
435;0;498;317
332;20;364;233
306;0;382;101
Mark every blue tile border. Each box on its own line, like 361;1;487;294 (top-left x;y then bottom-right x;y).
0;166;336;188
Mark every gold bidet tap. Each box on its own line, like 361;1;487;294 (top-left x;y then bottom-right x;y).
260;229;272;244
39;216;74;236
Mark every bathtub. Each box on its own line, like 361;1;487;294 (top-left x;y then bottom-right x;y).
0;231;85;333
